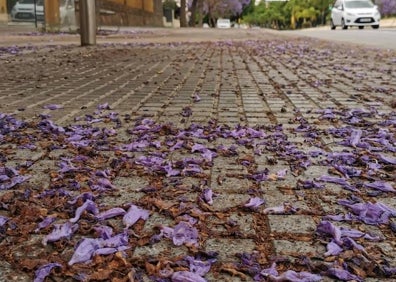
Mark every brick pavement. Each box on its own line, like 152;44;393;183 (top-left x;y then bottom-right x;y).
0;29;395;281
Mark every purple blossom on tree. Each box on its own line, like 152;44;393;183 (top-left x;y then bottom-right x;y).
376;0;396;16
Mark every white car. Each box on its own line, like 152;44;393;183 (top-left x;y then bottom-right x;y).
216;18;231;29
330;0;381;29
11;0;44;22
60;0;76;26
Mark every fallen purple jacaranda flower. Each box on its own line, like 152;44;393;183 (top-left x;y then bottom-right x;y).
268;270;322;282
348;129;362;147
43;104;63;110
202;188;213;205
94;225;114;239
276;169;288;179
94;245;129;256
324;240;343;256
258;262;278;278
338;200;396;225
201;149;217;162
298;180;325;189
316;221;342;244
171;271;207;282
364;181;395;192
123;204;150;229
0;216;8;227
263;202;297;214
67;192;95;205
172;221;199;247
244;197;265;209
68;238;99;265
35;216;56;232
97;103;110;110
318;175;357;192
89;177;116;191
34;262;62;282
185;256;216;276
164;162;181;177
0;166;31;190
43;222;78;245
69;199;99;223
96;207;126;221
378;154;396;165
193;93;201;102
326;267;363;282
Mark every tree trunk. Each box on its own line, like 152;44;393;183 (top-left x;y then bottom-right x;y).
197;0;203;26
189;0;197;27
180;0;187;27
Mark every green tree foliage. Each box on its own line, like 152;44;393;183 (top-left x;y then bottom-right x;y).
243;0;333;29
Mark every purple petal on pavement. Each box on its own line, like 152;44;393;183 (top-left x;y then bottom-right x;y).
193;92;201;102
43;104;63;110
269;270;322;282
364;181;395;192
326;267;363;282
94;245;130;256
96;207;126;221
244;197;265;209
34;262;62;282
316;221;342;244
171;271;207;282
68;238;100;266
259;262;278;277
42;222;78;245
338;200;396;225
164;162;181;177
201;149;216;162
324;240;343;256
378;154;396;165
97;103;110;110
122;204;150;229
69;199;99;223
202;188;213;205
102;231;129;248
348;129;362;147
276;169;288;179
172;221;199;247
185;256;215;276
191;143;207;153
35;216;56;232
0;216;8;227
94;225;113;239
263;202;297;214
298;180;325;189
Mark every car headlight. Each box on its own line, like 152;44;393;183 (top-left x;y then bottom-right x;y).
346;12;355;16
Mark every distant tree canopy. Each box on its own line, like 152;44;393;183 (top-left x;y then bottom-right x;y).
174;0;395;29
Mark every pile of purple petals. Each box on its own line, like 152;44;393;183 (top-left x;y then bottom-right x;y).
0;103;395;281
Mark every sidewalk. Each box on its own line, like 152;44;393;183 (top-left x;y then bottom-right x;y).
0;27;395;282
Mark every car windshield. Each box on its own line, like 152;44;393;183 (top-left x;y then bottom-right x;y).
344;1;374;8
19;0;43;4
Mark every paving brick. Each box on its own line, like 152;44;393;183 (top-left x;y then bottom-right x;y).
273;240;325;257
204;238;256;262
268;215;316;234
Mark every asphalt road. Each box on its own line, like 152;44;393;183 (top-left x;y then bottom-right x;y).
284;27;396;50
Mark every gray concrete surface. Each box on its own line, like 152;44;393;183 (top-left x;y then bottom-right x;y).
0;26;395;281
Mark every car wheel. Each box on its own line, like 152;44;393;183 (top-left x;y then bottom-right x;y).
341;19;348;29
372;25;379;29
358;26;364;29
331;19;336;30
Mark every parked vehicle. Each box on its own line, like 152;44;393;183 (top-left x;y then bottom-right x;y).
330;0;381;29
216;18;231;29
11;0;44;22
60;0;76;26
